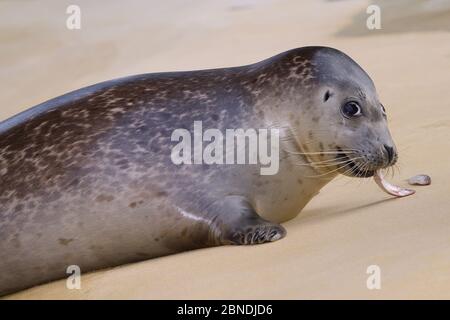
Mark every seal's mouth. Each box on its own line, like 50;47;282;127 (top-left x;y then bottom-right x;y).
336;151;375;178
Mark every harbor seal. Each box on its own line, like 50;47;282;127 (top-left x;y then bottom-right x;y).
0;46;398;296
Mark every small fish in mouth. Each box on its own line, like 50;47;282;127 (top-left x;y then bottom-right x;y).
374;169;415;197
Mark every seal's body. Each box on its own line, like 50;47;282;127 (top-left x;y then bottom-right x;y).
0;47;398;296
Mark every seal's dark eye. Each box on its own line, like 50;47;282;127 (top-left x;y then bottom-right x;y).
381;104;387;116
341;101;362;118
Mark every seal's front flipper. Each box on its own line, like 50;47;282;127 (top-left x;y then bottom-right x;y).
226;220;286;245
210;196;286;245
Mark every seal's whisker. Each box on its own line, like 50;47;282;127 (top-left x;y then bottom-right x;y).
352;161;365;176
292;153;361;164
362;163;371;178
295;156;365;168
284;150;357;155
303;160;357;178
357;162;370;179
341;160;364;177
338;165;356;177
355;164;370;187
296;159;348;167
341;161;365;185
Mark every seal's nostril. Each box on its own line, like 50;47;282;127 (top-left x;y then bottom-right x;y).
384;145;394;163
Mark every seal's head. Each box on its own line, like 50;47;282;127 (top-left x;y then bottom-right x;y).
290;47;397;178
